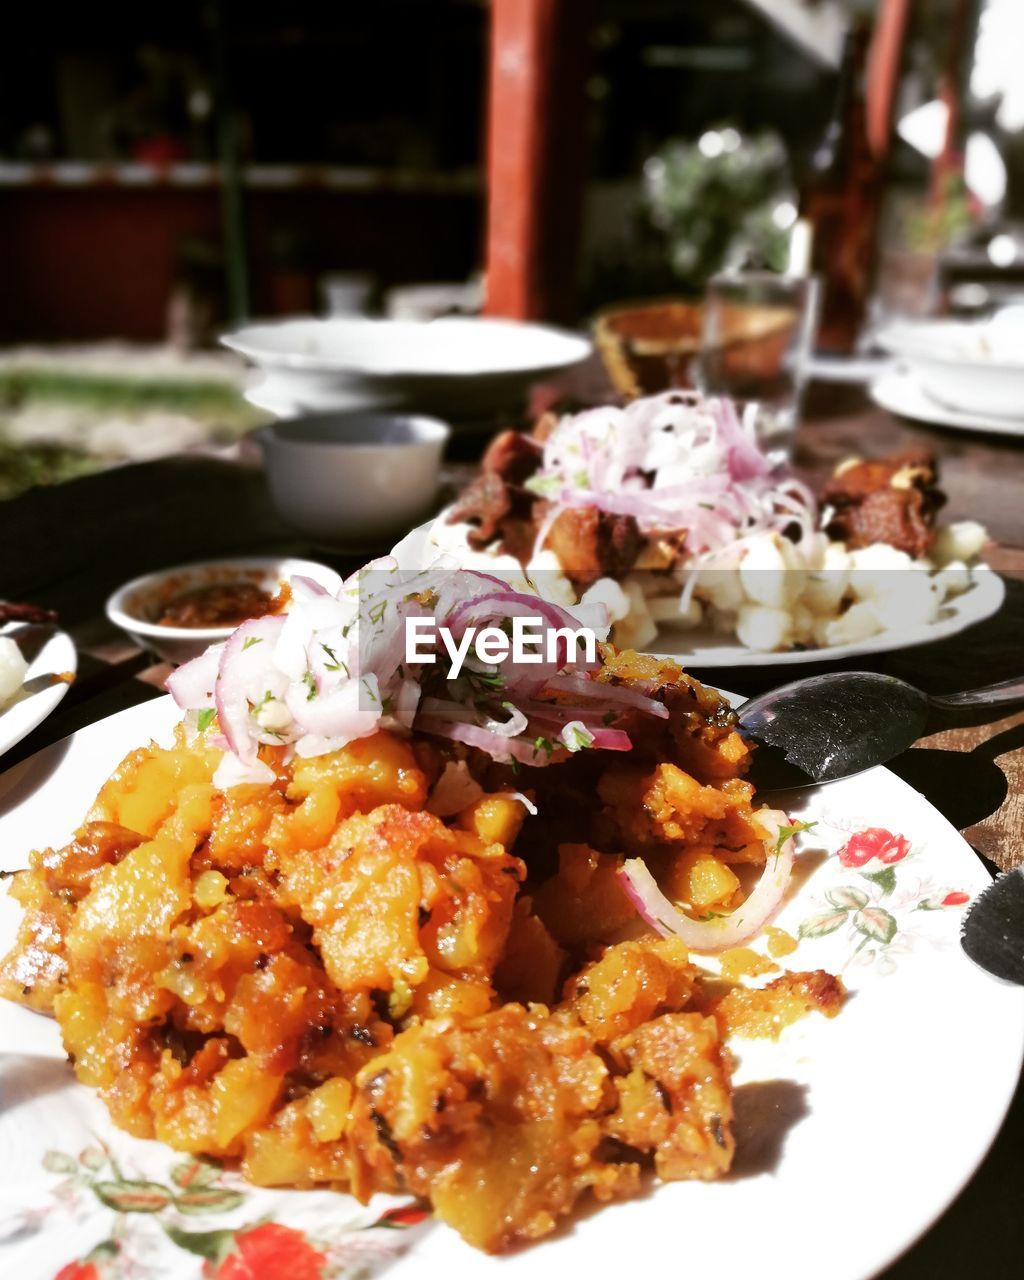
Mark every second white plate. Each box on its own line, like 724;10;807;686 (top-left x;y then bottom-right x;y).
392;520;1006;669
870;367;1024;439
0;623;77;758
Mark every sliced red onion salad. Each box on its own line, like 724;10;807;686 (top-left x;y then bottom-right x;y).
166;561;680;784
527;393;817;559
617;809;803;952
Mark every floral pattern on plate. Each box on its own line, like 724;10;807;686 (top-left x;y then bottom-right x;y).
795;826;970;976
24;1144;425;1280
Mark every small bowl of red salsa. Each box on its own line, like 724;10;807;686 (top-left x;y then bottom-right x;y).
106;557;342;665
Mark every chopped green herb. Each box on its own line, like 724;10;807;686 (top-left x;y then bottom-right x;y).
772;819;817;860
472;669;505;689
196;708;216;734
242;636;263;650
303;672;318;701
320;643;348;676
524;473;561;498
561;722;594;752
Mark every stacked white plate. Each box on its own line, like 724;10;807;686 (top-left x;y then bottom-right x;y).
222;316;592;423
873;310;1024;436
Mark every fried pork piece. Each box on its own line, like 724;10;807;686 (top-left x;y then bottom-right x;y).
540;504;644;587
349;937;733;1252
447;423;650;579
447;429;542;550
822;450;945;558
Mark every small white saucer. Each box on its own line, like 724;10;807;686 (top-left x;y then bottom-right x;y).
870;368;1024;439
244;378;396;418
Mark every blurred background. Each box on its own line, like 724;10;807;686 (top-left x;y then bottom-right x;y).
1;0;1021;494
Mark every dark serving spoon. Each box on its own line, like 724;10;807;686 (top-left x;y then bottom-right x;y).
960;869;1024;985
737;670;1024;786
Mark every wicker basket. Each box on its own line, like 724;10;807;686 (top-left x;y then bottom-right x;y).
593;299;704;398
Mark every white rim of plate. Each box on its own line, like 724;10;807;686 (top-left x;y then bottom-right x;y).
870;368;1024;437
0;624;78;758
221;316;593;376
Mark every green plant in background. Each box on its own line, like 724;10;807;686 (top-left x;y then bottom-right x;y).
642;126;795;293
0;369;256;425
0;366;263;502
0;441;99;500
903;172;974;254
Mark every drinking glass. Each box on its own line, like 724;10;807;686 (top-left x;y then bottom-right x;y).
700;272;819;447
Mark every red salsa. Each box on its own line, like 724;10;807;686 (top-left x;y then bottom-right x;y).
156;580;289;629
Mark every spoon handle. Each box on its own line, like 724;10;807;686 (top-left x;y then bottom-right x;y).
929;675;1024;709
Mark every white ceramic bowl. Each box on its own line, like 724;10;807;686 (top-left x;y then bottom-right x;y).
106;557;342;666
223;315;591;419
255;411;449;545
878;313;1024;418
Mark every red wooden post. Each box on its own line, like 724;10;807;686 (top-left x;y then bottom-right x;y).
865;0;913;162
484;0;592;323
931;0;972;204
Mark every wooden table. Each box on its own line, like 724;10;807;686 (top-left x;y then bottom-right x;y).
0;384;1022;1277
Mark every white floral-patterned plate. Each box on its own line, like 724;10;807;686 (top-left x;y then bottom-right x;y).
0;697;1022;1280
391;520;1006;670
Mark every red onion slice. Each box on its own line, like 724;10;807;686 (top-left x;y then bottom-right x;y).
530;391;819;559
214;615;288;763
417;716;563;766
617;808;797;952
544;672;669;719
426;760;485;817
167;646;221;710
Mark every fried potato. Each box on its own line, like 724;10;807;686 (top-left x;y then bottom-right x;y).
0;670;841;1254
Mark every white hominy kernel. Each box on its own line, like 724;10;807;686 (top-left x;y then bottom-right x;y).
933;520;987;566
736;604;792;652
815;602;881;648
0;637;28;706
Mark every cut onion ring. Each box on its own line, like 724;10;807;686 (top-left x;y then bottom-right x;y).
544;672;669;719
617;808;797;952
